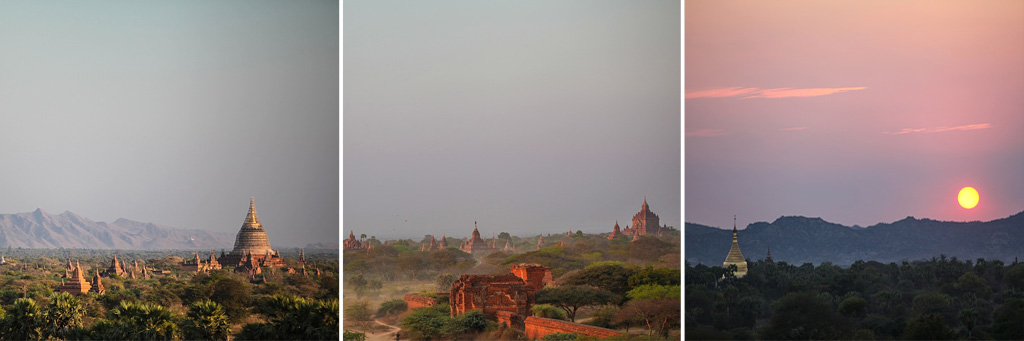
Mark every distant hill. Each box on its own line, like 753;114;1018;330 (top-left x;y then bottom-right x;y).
0;209;234;250
685;211;1024;266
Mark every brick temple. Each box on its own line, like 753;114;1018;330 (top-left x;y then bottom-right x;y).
624;197;661;236
459;221;496;254
56;260;91;295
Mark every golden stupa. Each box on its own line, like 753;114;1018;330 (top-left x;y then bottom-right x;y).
723;215;748;278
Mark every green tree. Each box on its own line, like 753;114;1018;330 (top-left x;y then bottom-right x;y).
0;298;43;340
531;304;566;320
626;284;681;300
95;301;179;340
958;308;979;339
618;299;679;338
345;301;372;321
957;272;990;298
376;299;408;318
628;266;681;288
911;292;951;320
761;292;851;340
838;296;867;319
209;276;251;323
437;273;456;292
257;295;339;340
560;264;636;298
536;285;617;322
44;292;84;338
400;304;449;340
446;310;489;337
903;313;955;340
993;298;1024;340
498;232;511;240
182;300;231;341
1005;264;1024;291
584;305;618;328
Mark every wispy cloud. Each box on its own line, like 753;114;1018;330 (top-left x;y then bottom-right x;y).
779;127;809;131
686;129;725;137
884;123;992;135
686;86;867;99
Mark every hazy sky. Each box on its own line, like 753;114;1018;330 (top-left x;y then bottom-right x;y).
686;1;1024;229
344;1;680;240
0;1;339;247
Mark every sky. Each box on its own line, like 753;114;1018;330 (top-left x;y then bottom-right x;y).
686;1;1024;230
0;1;339;247
344;1;680;240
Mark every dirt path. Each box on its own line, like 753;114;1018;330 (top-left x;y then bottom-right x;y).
363;319;401;341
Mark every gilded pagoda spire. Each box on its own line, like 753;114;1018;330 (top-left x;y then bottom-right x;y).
244;197;262;229
723;215;748;277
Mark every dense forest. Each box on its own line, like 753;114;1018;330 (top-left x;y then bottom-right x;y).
0;248;339;340
686;256;1024;340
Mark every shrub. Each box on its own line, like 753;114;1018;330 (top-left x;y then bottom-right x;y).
376;299;408;317
531;304;566;320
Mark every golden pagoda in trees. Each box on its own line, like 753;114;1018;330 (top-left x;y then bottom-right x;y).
723;215;748;278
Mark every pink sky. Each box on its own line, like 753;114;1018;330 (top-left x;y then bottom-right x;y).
686;0;1024;229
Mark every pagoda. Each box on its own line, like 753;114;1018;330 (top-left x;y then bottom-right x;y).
103;254;127;278
607;220;622;240
90;271;105;294
628;196;661;236
439;234;449;249
56;260;91;295
722;216;748;278
459;221;496;254
765;247;774;265
344;230;364;250
218;198;285;268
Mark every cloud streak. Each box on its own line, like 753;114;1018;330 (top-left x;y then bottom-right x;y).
779;126;809;131
686;129;725;137
686;86;867;99
884;123;992;135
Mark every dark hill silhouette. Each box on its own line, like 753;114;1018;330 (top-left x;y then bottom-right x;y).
685;211;1024;266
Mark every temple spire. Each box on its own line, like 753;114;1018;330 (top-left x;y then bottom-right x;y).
245;197;261;228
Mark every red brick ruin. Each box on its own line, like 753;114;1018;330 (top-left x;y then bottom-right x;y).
439;263;619;339
524;316;622;339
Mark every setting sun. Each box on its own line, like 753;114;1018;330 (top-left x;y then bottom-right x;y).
958;187;979;209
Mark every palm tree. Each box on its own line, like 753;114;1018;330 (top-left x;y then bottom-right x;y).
183;300;231;340
44;292;84;338
0;298;43;340
95;301;179;340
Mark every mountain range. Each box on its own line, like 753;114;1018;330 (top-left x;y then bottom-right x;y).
0;209;235;250
685;211;1024;266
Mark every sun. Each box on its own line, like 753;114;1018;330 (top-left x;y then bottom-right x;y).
958;187;979;209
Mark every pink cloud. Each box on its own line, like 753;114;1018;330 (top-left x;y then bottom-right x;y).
684;87;759;99
686;86;867;99
779;126;809;131
884;123;992;135
686;129;725;137
743;87;867;99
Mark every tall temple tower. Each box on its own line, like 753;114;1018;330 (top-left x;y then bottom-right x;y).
722;215;748;278
630;196;661;236
218;198;284;267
